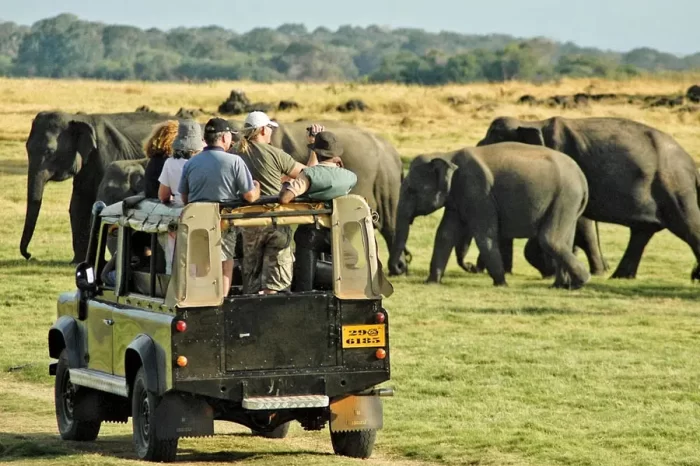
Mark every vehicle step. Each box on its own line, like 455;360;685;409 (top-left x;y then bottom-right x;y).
242;395;329;410
69;368;129;397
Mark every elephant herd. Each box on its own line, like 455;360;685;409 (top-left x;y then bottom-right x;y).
20;111;700;289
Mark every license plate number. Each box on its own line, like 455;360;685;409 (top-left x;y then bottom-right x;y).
341;324;386;348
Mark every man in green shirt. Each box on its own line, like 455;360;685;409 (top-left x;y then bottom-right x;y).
234;111;323;294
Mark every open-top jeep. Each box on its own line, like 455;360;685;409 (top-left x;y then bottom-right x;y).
48;195;393;461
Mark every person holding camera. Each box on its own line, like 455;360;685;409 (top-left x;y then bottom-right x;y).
234;111;324;295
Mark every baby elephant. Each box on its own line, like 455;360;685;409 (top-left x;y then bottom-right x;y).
404;142;590;288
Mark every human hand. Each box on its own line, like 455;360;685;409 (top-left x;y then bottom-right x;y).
306;124;325;143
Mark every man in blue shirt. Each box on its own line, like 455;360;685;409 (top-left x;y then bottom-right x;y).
179;117;260;295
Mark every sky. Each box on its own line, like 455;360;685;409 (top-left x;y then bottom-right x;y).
2;0;699;57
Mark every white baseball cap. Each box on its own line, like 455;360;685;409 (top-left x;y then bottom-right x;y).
243;111;279;129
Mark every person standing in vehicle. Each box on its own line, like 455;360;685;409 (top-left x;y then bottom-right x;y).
159;119;204;204
279;131;357;291
179;117;260;295
156;119;204;274
143;120;178;199
234;110;324;294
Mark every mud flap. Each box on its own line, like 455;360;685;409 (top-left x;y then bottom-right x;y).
330;395;383;432
153;393;214;439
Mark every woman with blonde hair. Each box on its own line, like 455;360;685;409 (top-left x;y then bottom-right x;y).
143;120;178;199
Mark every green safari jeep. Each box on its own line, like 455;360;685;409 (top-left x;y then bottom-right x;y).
48;195;394;462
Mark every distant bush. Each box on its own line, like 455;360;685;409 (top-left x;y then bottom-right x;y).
0;15;698;84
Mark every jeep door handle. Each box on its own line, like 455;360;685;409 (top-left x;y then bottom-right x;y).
103;319;114;326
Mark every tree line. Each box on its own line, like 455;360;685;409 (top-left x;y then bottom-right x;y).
1;14;699;84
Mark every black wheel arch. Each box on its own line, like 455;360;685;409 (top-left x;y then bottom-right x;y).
49;315;84;368
125;334;167;396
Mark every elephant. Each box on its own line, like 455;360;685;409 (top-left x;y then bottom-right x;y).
388;152;606;278
477;116;700;280
388;142;592;288
20;111;173;263
97;158;148;206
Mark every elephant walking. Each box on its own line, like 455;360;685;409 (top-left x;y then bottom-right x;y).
477;116;700;280
388;152;605;279
21;111;173;263
390;142;591;288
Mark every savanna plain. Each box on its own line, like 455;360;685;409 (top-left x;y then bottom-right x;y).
1;75;700;466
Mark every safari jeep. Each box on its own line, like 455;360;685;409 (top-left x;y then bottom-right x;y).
48;195;393;462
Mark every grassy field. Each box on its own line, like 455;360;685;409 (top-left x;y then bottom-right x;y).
1;75;700;465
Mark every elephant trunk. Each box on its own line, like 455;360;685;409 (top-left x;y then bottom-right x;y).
20;167;51;260
388;196;414;276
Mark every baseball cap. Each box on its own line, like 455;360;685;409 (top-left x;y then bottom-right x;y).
308;131;344;158
243;111;279;129
204;117;234;134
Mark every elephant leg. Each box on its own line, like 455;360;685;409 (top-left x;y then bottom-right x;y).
610;226;659;279
469;202;507;286
524;238;555;278
69;188;95;264
657;192;700;282
499;238;513;274
538;203;591;289
456;235;479;273
575;217;607;275
427;209;461;283
475;238;511;273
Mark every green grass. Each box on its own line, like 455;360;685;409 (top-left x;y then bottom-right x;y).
3;79;700;465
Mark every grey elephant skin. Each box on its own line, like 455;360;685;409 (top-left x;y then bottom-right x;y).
21;111;173;263
388;152;606;278
390;142;591;288
478;116;700;280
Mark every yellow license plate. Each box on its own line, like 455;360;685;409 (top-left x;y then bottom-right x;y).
341;324;386;348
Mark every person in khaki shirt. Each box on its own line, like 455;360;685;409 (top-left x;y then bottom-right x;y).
234;111;324;294
279;131;358;292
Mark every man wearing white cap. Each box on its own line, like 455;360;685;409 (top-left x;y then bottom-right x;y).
234;110;323;294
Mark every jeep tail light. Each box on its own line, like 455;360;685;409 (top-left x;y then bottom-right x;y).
176;356;188;367
375;348;386;360
175;320;187;332
375;312;386;324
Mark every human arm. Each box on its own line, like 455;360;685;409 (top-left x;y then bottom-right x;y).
279;172;309;204
177;163;190;204
243;180;261;203
158;184;173;203
306;124;324;167
279;188;296;204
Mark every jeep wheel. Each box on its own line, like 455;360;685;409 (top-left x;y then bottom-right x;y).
252;421;291;439
330;429;376;459
132;367;178;462
55;349;101;441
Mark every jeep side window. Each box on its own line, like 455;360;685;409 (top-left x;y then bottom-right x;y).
96;222;118;289
126;230;169;298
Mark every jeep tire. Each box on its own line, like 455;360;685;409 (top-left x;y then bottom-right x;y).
55;349;101;441
330;429;376;459
132;367;178;462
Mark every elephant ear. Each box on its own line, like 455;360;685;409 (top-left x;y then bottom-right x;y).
516;127;545;146
68;121;97;164
429;158;458;195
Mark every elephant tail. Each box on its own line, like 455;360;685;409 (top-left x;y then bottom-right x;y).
696;168;700;209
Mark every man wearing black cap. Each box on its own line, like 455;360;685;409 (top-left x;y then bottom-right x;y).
179;117;260;295
279;131;357;204
279;131;357;292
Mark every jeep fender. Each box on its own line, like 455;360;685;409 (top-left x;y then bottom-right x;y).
48;315;84;368
125;334;168;396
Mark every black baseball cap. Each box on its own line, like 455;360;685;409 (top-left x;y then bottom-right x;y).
204;117;235;134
